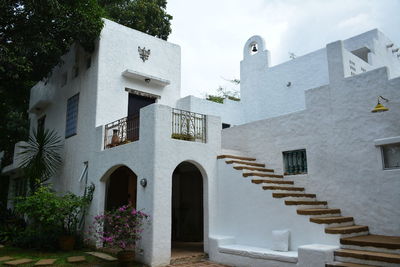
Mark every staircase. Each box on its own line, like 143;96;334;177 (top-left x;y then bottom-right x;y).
217;154;400;267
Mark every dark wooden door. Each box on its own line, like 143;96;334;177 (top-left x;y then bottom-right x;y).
128;94;156;117
127;94;155;141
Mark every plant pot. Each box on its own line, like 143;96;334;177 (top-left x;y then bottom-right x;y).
59;235;75;251
117;250;135;262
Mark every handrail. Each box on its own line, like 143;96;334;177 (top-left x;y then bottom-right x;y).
104;115;139;149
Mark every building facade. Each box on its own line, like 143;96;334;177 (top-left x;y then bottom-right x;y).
2;19;400;266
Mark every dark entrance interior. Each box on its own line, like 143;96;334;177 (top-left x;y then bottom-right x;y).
128;93;156;118
171;162;204;259
105;166;137;211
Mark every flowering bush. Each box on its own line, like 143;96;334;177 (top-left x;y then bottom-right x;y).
89;204;149;250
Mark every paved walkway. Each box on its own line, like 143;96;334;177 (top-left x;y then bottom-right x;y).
167;261;231;267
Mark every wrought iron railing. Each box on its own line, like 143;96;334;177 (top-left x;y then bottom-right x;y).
104;115;139;149
283;149;307;175
171;108;206;143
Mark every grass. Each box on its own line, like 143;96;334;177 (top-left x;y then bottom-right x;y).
0;246;144;266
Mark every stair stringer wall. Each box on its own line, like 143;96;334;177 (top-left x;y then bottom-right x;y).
215;160;340;250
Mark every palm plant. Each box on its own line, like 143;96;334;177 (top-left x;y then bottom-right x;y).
19;128;62;194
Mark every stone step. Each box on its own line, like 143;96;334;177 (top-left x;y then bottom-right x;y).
340;235;400;255
334;249;400;265
326;261;377;267
4;259;34;266
217;154;256;161
170;253;208;265
325;225;369;235
252;179;294;185
243;172;284;178
341;235;400;250
285;200;328;206
310;216;354;224
273;193;316;199
297;208;341;216
233;165;274;172
263;186;304;191
34;259;57;266
225;160;265;167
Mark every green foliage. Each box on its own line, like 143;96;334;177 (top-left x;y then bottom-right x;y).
89;204;149;250
171;133;195;141
206;85;240;103
0;205;26;244
15;185;94;236
18;128;63;193
0;0;105;166
206;95;224;104
13;227;60;250
99;0;173;40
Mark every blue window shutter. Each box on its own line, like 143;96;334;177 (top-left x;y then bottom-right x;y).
65;93;79;138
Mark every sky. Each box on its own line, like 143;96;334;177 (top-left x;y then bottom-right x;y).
166;0;400;98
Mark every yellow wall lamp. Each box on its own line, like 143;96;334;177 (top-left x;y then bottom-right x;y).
371;96;389;113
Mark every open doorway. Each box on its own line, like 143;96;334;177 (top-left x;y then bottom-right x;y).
171;162;204;261
105;166;137;211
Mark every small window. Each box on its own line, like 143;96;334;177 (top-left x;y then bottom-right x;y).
350;66;356;71
349;60;355;66
361;67;366;72
283;149;307;175
65;93;79;138
37;115;46;132
382;143;400;169
222;123;231;129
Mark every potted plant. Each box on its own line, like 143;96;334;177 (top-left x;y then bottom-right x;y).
89;204;149;262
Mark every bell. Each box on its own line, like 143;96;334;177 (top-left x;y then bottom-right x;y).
252;44;258;52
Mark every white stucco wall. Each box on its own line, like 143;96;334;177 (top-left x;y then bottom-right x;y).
176;95;244;126
240;38;330;123
222;67;400;236
85;104;222;266
95;19;181;127
239;30;400;124
214;160;340;250
343;29;400;79
25;42;101;194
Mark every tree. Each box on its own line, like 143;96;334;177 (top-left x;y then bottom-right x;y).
0;0;173;165
99;0;172;40
18;128;62;194
206;79;241;104
0;0;105;166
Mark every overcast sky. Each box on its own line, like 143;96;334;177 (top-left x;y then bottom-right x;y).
166;0;400;98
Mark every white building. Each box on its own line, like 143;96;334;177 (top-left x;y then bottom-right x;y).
2;19;400;267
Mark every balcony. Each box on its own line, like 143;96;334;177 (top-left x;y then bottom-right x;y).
171;109;206;143
103;108;207;149
104;115;140;149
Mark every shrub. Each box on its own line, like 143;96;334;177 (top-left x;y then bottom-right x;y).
89;204;149;250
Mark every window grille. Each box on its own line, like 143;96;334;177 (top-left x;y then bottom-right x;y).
172;109;206;143
283;149;307;175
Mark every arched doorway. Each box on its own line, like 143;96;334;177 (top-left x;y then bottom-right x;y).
105;166;137;211
171;162;204;257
